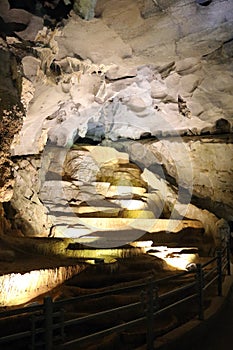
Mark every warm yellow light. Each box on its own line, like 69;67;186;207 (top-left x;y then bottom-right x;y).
161;254;197;270
130;240;154;249
110;199;148;210
0;265;85;307
145;246;198;270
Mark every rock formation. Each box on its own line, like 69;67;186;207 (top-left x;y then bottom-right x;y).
0;0;232;250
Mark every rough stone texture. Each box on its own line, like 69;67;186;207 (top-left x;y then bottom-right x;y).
147;136;233;221
0;264;86;306
0;0;232;246
0;0;43;41
73;0;97;20
0;44;24;202
55;13;132;62
7;157;53;236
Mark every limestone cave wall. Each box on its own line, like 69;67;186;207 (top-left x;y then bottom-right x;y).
0;0;232;246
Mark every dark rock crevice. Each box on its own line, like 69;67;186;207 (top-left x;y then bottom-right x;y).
0;46;25;202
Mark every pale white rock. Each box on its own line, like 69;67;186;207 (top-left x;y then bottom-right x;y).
101;0;144;35
106;185;146;198
143;192;165;219
129;15;179;59
65;152;100;182
22;56;40;82
126;95;148;113
187;100;204;117
93;182;111;197
169;0;233;38
165;73;181;90
200;69;233;94
105;64;137;80
55;14;132;63
12;84;70;155
87;146;129;166
146;139;233;220
40;180;80;202
141;169;167;201
176;22;233;58
109;199;148;210
175;58;201;75
69;73;101;106
150;79;168;99
178;74;200;96
5;0;233;243
94;80;108;104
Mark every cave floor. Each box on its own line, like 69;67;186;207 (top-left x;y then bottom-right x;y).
0;234;228;350
0;248;221;350
0;237;85;275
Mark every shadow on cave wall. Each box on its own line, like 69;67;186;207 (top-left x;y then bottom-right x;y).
2;202;37;237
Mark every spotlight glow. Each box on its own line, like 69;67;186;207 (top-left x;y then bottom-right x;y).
133;242;198;270
0;265;85;307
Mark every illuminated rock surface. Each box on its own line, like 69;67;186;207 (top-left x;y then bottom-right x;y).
0;0;232;251
0;265;86;306
0;3;232;346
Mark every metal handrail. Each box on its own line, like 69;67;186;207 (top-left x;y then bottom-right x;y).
65;300;142;327
0;244;231;350
54;280;149;308
159;280;196;301
62;316;147;348
0;304;43;318
203;265;217;278
154;292;198;317
0;330;31;343
54;270;190;308
203;275;218;291
202;256;217;268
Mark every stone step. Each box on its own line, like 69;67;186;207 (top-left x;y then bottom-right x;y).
73;228;146;248
71;209;122;218
145;245;199;271
79;183;111;196
109;199;148;210
48;215;204;242
74;218;203;232
97;170;145;187
80;145;130;165
52;226;93;238
51;218;204;248
69;206;121;214
106;185;147;198
121;210;155;219
134;228;204;245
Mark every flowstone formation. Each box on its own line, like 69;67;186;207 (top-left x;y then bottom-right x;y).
0;0;232;252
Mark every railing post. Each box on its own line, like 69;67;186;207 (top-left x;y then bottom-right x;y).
146;279;155;350
44;296;53;350
217;250;223;296
196;263;204;320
